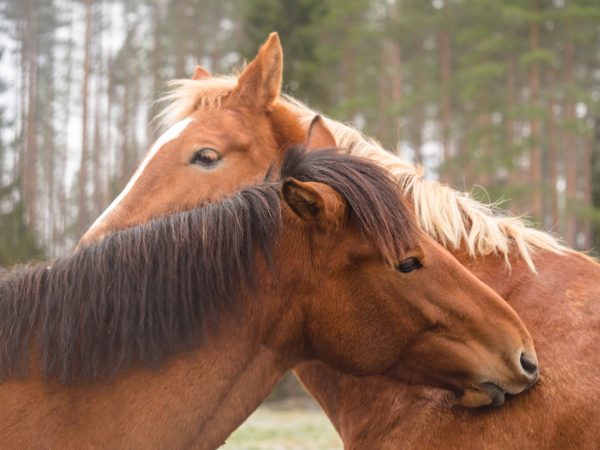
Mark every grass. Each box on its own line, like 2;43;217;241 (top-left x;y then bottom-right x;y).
221;398;342;450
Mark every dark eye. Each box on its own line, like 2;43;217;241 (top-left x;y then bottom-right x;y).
396;257;423;273
190;148;221;168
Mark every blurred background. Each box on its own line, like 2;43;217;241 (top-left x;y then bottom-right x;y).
1;0;600;264
1;1;599;447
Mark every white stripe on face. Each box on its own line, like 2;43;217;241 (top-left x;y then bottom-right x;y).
86;117;195;234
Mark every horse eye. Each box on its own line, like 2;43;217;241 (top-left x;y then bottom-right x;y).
191;148;221;168
396;257;423;273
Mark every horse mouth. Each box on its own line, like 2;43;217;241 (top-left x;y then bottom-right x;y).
455;382;507;408
479;382;506;406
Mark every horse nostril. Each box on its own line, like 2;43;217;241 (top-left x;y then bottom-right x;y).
520;353;538;376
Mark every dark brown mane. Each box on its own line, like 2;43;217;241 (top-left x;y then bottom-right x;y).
0;148;417;382
0;186;281;382
281;147;417;262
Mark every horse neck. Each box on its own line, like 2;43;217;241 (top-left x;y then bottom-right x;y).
449;248;537;297
447;246;599;297
299;247;600;448
292;247;552;438
1;282;302;449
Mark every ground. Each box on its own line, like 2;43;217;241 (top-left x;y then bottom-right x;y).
222;398;342;450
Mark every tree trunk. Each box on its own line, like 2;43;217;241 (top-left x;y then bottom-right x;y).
16;5;27;185
411;104;424;165
478;111;492;187
78;0;93;235
564;21;577;246
208;0;223;71
582;138;592;248
43;28;57;253
439;28;452;182
547;97;560;230
174;0;187;77
376;41;390;147
505;56;517;183
148;0;163;142
342;47;356;118
23;1;38;229
528;2;543;222
411;38;424;165
390;39;402;154
377;38;402;151
544;65;560;231
92;1;105;218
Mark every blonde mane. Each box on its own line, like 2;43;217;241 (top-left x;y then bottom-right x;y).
157;75;567;271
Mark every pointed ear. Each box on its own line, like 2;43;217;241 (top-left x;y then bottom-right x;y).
306;115;336;151
230;32;283;110
192;65;211;80
282;178;345;229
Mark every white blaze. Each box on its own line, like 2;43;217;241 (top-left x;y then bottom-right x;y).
86;117;195;234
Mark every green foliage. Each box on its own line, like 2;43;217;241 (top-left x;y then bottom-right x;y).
0;185;45;266
240;0;331;99
0;16;45;265
1;0;600;257
518;49;556;68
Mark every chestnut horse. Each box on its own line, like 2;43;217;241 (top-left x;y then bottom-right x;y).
82;34;599;447
0;148;536;448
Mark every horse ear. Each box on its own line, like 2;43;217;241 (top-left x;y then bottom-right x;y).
192;65;211;80
282;178;345;228
306;116;336;151
230;32;283;110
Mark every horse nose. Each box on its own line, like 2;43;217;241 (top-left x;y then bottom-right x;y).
519;352;539;380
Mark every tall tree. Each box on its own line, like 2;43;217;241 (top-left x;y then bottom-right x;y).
22;0;39;228
78;0;93;235
527;0;543;220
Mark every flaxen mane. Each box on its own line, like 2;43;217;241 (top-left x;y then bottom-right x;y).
157;75;566;271
0;149;416;382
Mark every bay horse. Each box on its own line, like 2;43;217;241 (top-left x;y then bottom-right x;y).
0;148;536;449
81;33;600;447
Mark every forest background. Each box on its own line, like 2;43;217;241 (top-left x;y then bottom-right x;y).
1;0;600;266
